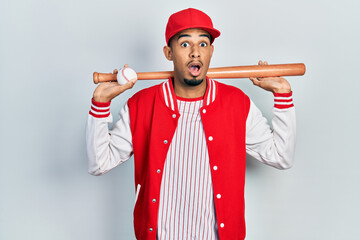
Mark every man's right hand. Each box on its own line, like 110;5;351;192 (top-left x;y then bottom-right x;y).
93;66;135;103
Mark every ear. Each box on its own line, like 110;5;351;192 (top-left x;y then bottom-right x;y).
163;46;173;61
210;44;214;58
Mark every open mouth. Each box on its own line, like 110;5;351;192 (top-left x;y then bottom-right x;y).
188;62;202;77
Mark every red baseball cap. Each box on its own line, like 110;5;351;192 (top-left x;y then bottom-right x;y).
165;8;220;45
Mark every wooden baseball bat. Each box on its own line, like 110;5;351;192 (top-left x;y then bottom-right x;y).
93;63;306;84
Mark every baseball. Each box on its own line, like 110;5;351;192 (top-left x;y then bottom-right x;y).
117;67;138;85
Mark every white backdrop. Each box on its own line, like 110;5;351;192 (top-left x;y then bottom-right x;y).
1;0;359;239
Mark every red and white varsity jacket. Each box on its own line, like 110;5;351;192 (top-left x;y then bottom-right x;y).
86;78;296;240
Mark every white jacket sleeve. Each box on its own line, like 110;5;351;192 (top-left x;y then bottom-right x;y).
86;100;133;176
246;93;296;169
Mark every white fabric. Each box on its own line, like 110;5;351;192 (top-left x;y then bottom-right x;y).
86;104;133;176
246;100;296;169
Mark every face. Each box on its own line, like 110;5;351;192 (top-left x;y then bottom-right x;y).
163;28;214;87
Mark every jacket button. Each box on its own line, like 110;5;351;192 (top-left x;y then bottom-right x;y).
164;140;168;144
149;228;153;232
213;166;218;171
172;114;176;118
217;194;221;199
157;169;161;173
220;223;225;228
202;109;206;114
152;198;156;203
208;136;213;141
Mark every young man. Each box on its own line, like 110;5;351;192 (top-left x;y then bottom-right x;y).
86;8;295;240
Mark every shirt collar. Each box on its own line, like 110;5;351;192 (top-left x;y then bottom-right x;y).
161;76;217;112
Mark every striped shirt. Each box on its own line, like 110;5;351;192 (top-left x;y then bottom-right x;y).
157;97;218;240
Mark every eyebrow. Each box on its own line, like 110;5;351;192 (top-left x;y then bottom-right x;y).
177;34;211;41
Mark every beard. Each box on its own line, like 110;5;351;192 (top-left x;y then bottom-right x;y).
184;77;204;86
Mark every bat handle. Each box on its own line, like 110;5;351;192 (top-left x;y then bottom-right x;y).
93;72;117;84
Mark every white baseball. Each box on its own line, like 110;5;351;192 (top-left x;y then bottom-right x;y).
116;67;138;85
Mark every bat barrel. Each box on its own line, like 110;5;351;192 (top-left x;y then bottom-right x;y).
206;63;306;79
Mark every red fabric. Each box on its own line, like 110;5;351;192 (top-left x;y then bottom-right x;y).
274;99;292;102
165;8;220;45
90;106;109;112
274;104;294;109
88;111;110;118
91;98;111;107
89;98;111;118
273;91;292;98
127;80;250;240
273;91;294;109
175;95;204;101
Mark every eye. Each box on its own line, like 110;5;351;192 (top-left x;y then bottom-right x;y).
181;42;190;47
200;42;208;47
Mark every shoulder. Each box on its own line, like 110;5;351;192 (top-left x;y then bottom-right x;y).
212;80;251;118
215;80;249;99
214;80;251;110
128;83;162;104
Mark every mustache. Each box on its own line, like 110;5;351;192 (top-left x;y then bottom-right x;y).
187;60;203;67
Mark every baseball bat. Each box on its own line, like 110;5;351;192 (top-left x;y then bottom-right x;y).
93;63;306;84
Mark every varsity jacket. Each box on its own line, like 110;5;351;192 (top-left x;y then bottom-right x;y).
86;77;296;240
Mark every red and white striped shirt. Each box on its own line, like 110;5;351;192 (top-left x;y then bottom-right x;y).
157;97;217;240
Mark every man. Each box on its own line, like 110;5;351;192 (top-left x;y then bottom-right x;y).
86;8;295;240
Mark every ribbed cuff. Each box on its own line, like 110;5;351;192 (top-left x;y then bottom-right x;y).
89;98;111;118
273;91;294;109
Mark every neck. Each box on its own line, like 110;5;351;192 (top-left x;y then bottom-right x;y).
173;77;207;98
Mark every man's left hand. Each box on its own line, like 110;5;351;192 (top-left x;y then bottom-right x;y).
249;60;292;93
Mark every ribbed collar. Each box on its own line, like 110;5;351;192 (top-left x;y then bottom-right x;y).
161;77;217;112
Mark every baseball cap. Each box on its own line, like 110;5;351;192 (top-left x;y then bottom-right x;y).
165;8;221;45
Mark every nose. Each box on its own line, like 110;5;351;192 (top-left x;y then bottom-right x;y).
190;45;200;58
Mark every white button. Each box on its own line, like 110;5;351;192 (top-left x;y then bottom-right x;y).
164;140;168;144
172;114;176;118
202;109;206;114
220;223;225;228
157;169;161;173
152;198;156;203
149;228;153;232
208;136;213;141
213;166;218;171
217;194;221;199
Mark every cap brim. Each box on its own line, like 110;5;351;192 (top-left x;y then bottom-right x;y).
167;25;221;45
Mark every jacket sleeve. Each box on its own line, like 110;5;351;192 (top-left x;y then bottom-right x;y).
245;92;296;169
86;99;133;176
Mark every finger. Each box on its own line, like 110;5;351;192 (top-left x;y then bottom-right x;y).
250;76;262;81
110;82;134;96
264;61;268;65
249;77;261;86
113;69;118;74
249;77;260;81
121;80;135;91
258;60;263;65
124;64;129;68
